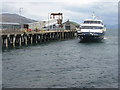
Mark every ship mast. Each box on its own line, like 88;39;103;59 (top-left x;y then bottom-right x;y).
92;12;95;19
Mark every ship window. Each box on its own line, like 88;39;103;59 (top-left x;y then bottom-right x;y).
81;26;103;29
84;21;88;23
84;21;102;24
95;21;97;23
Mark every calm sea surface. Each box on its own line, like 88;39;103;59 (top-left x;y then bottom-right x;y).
2;29;118;88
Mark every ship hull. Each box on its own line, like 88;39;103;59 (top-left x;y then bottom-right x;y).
77;32;105;42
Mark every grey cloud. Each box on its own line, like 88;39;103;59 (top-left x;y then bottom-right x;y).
1;1;118;28
62;2;118;26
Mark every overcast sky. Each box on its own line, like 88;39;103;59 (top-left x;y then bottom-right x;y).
1;0;119;27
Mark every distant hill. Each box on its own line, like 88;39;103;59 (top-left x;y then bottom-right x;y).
0;13;37;23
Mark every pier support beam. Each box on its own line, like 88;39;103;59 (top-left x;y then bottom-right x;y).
19;36;22;46
31;34;33;44
62;31;64;40
5;37;8;48
36;34;38;44
13;35;16;47
25;36;27;45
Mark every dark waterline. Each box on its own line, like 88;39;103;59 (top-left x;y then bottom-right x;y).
2;29;118;88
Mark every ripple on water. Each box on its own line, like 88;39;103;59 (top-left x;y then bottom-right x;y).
2;33;118;88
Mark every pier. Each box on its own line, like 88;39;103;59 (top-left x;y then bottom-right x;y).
1;30;76;48
1;12;79;48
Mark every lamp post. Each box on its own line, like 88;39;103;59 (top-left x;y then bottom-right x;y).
19;8;23;31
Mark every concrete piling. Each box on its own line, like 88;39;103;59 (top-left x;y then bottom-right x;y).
13;35;16;47
25;36;27;45
5;37;8;48
19;36;21;46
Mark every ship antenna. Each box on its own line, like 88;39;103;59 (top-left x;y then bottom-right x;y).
92;11;95;19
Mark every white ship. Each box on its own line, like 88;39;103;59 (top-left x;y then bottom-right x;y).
77;14;106;42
